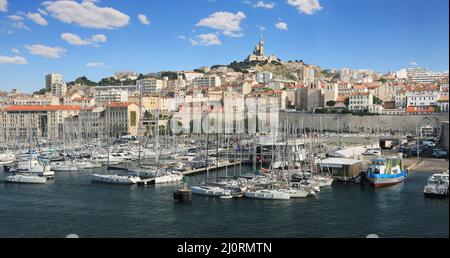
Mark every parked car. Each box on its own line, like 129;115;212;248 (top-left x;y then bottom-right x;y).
362;148;381;156
422;141;436;147
433;150;448;158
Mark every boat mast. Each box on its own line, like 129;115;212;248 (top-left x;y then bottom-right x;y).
138;83;143;167
216;104;219;183
155;92;161;177
107;101;110;170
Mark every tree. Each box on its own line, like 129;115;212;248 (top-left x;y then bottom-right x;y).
160;71;178;80
344;97;350;107
143;110;152;119
373;96;383;105
33;88;47;95
67;76;98;86
326;100;336;107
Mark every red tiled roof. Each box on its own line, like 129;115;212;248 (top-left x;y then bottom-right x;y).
4;105;81;112
406;106;436;113
106;102;139;108
336;96;347;102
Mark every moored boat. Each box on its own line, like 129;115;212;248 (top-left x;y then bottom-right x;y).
424;172;449;198
90;173;141;185
244;189;290;200
366;157;408;187
4;173;47;184
190;185;232;197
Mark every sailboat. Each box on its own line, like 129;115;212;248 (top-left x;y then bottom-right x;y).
4;114;52;184
91;101;141;185
190;99;231;197
150;93;183;184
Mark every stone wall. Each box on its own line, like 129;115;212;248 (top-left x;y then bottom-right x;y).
280;112;448;134
441;121;449;152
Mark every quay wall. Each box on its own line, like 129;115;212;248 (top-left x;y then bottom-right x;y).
441;121;449;152
280;113;448;134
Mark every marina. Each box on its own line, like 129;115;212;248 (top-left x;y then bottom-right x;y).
0;165;447;238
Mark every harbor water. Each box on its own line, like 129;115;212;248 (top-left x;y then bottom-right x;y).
0;166;448;238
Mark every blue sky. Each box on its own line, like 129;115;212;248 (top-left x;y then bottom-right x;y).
0;0;449;92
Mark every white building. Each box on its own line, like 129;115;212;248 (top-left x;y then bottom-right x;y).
395;91;407;109
45;73;63;92
13;95;60;106
113;71;139;81
368;104;383;114
406;93;437;108
324;83;338;104
137;78;163;94
1;105;80;142
255;72;273;84
94;89;128;104
50;81;68;96
192;76;222;88
348;92;373;111
396;69;408;79
407;67;448;84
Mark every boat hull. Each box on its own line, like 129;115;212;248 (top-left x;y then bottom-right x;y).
366;171;408;187
244;190;290;200
424;192;449;198
191;186;231;197
5;175;47;184
154;174;183;184
90;174;140;185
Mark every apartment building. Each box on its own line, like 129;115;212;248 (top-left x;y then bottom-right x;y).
348;92;373;111
0;105;81;143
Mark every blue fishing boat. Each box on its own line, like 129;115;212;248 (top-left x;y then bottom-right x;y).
366;157;408;187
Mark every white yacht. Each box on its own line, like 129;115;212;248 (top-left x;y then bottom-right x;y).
154;172;183;184
311;175;334;188
424;172;449;198
90;174;141;185
244;189;291;200
51;161;79;172
191;186;232;197
76;160;102;169
280;187;310;198
0;152;15;165
5;174;47;184
6;159;55;179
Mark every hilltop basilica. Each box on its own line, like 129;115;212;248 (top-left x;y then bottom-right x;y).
246;34;280;63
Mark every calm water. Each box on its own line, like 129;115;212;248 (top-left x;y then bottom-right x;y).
0;166;448;238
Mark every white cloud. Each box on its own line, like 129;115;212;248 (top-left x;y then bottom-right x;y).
410;61;418;66
61;32;107;46
177;35;187;40
26;12;49;26
43;0;130;29
37;8;48;15
138;14;150;25
275;21;288;30
6;16;30;32
287;0;322;15
7;15;24;21
91;34;106;43
254;1;275;9
25;44;66;58
257;25;267;31
11;48;20;54
190;33;222;46
0;55;27;65
0;0;8;12
196;11;246;38
86;62;105;67
61;32;89;45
